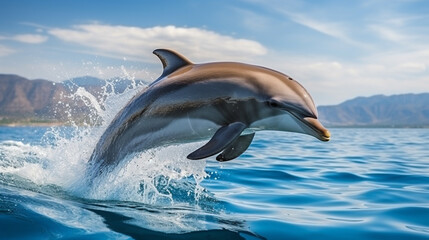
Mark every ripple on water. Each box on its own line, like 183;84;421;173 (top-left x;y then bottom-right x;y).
321;171;367;183
383;207;429;227
366;173;429;185
354;188;429;204
217;168;303;188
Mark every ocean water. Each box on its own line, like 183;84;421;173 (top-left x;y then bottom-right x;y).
1;127;429;240
1;82;429;239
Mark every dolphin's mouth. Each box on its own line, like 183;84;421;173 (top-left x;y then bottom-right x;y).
302;117;331;141
289;112;331;141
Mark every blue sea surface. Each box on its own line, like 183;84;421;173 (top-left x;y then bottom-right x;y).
1;127;429;239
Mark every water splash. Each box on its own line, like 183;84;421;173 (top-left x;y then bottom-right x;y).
81;143;209;204
0;72;211;206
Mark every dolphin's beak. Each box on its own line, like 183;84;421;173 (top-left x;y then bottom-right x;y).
302;117;331;141
287;109;331;142
276;101;331;141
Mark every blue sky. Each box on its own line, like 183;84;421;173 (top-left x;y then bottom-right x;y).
1;0;428;105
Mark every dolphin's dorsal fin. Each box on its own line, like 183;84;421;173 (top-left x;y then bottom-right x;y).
153;49;192;79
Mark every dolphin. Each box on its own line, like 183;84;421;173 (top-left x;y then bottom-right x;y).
87;49;330;175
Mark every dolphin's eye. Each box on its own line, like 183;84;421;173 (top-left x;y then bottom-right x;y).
268;100;280;108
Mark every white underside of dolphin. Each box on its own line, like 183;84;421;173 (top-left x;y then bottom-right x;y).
87;49;331;176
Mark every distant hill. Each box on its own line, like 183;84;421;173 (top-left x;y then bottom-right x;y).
0;74;144;125
318;93;429;127
0;74;66;122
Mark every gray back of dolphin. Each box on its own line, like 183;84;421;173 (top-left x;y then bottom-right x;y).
87;49;330;176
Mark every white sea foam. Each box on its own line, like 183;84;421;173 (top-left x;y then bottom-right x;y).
81;142;208;203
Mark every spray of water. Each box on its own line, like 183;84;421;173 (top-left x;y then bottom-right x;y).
0;69;211;206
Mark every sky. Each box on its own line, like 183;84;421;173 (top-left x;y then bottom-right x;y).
0;0;428;105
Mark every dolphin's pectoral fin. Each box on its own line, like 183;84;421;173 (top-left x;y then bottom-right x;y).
216;133;255;162
187;122;247;160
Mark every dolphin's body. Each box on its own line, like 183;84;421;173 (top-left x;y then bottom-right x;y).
88;49;330;175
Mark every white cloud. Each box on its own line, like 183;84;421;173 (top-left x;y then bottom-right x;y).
0;44;15;56
288;13;346;40
282;11;369;48
239;1;367;48
48;24;267;62
12;34;48;44
398;62;427;73
0;34;48;44
369;24;411;44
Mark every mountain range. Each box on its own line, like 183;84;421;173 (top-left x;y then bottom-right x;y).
1;74;428;127
0;74;66;123
318;93;429;127
0;74;145;125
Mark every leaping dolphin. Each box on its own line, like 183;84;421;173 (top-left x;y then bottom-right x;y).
87;49;330;175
